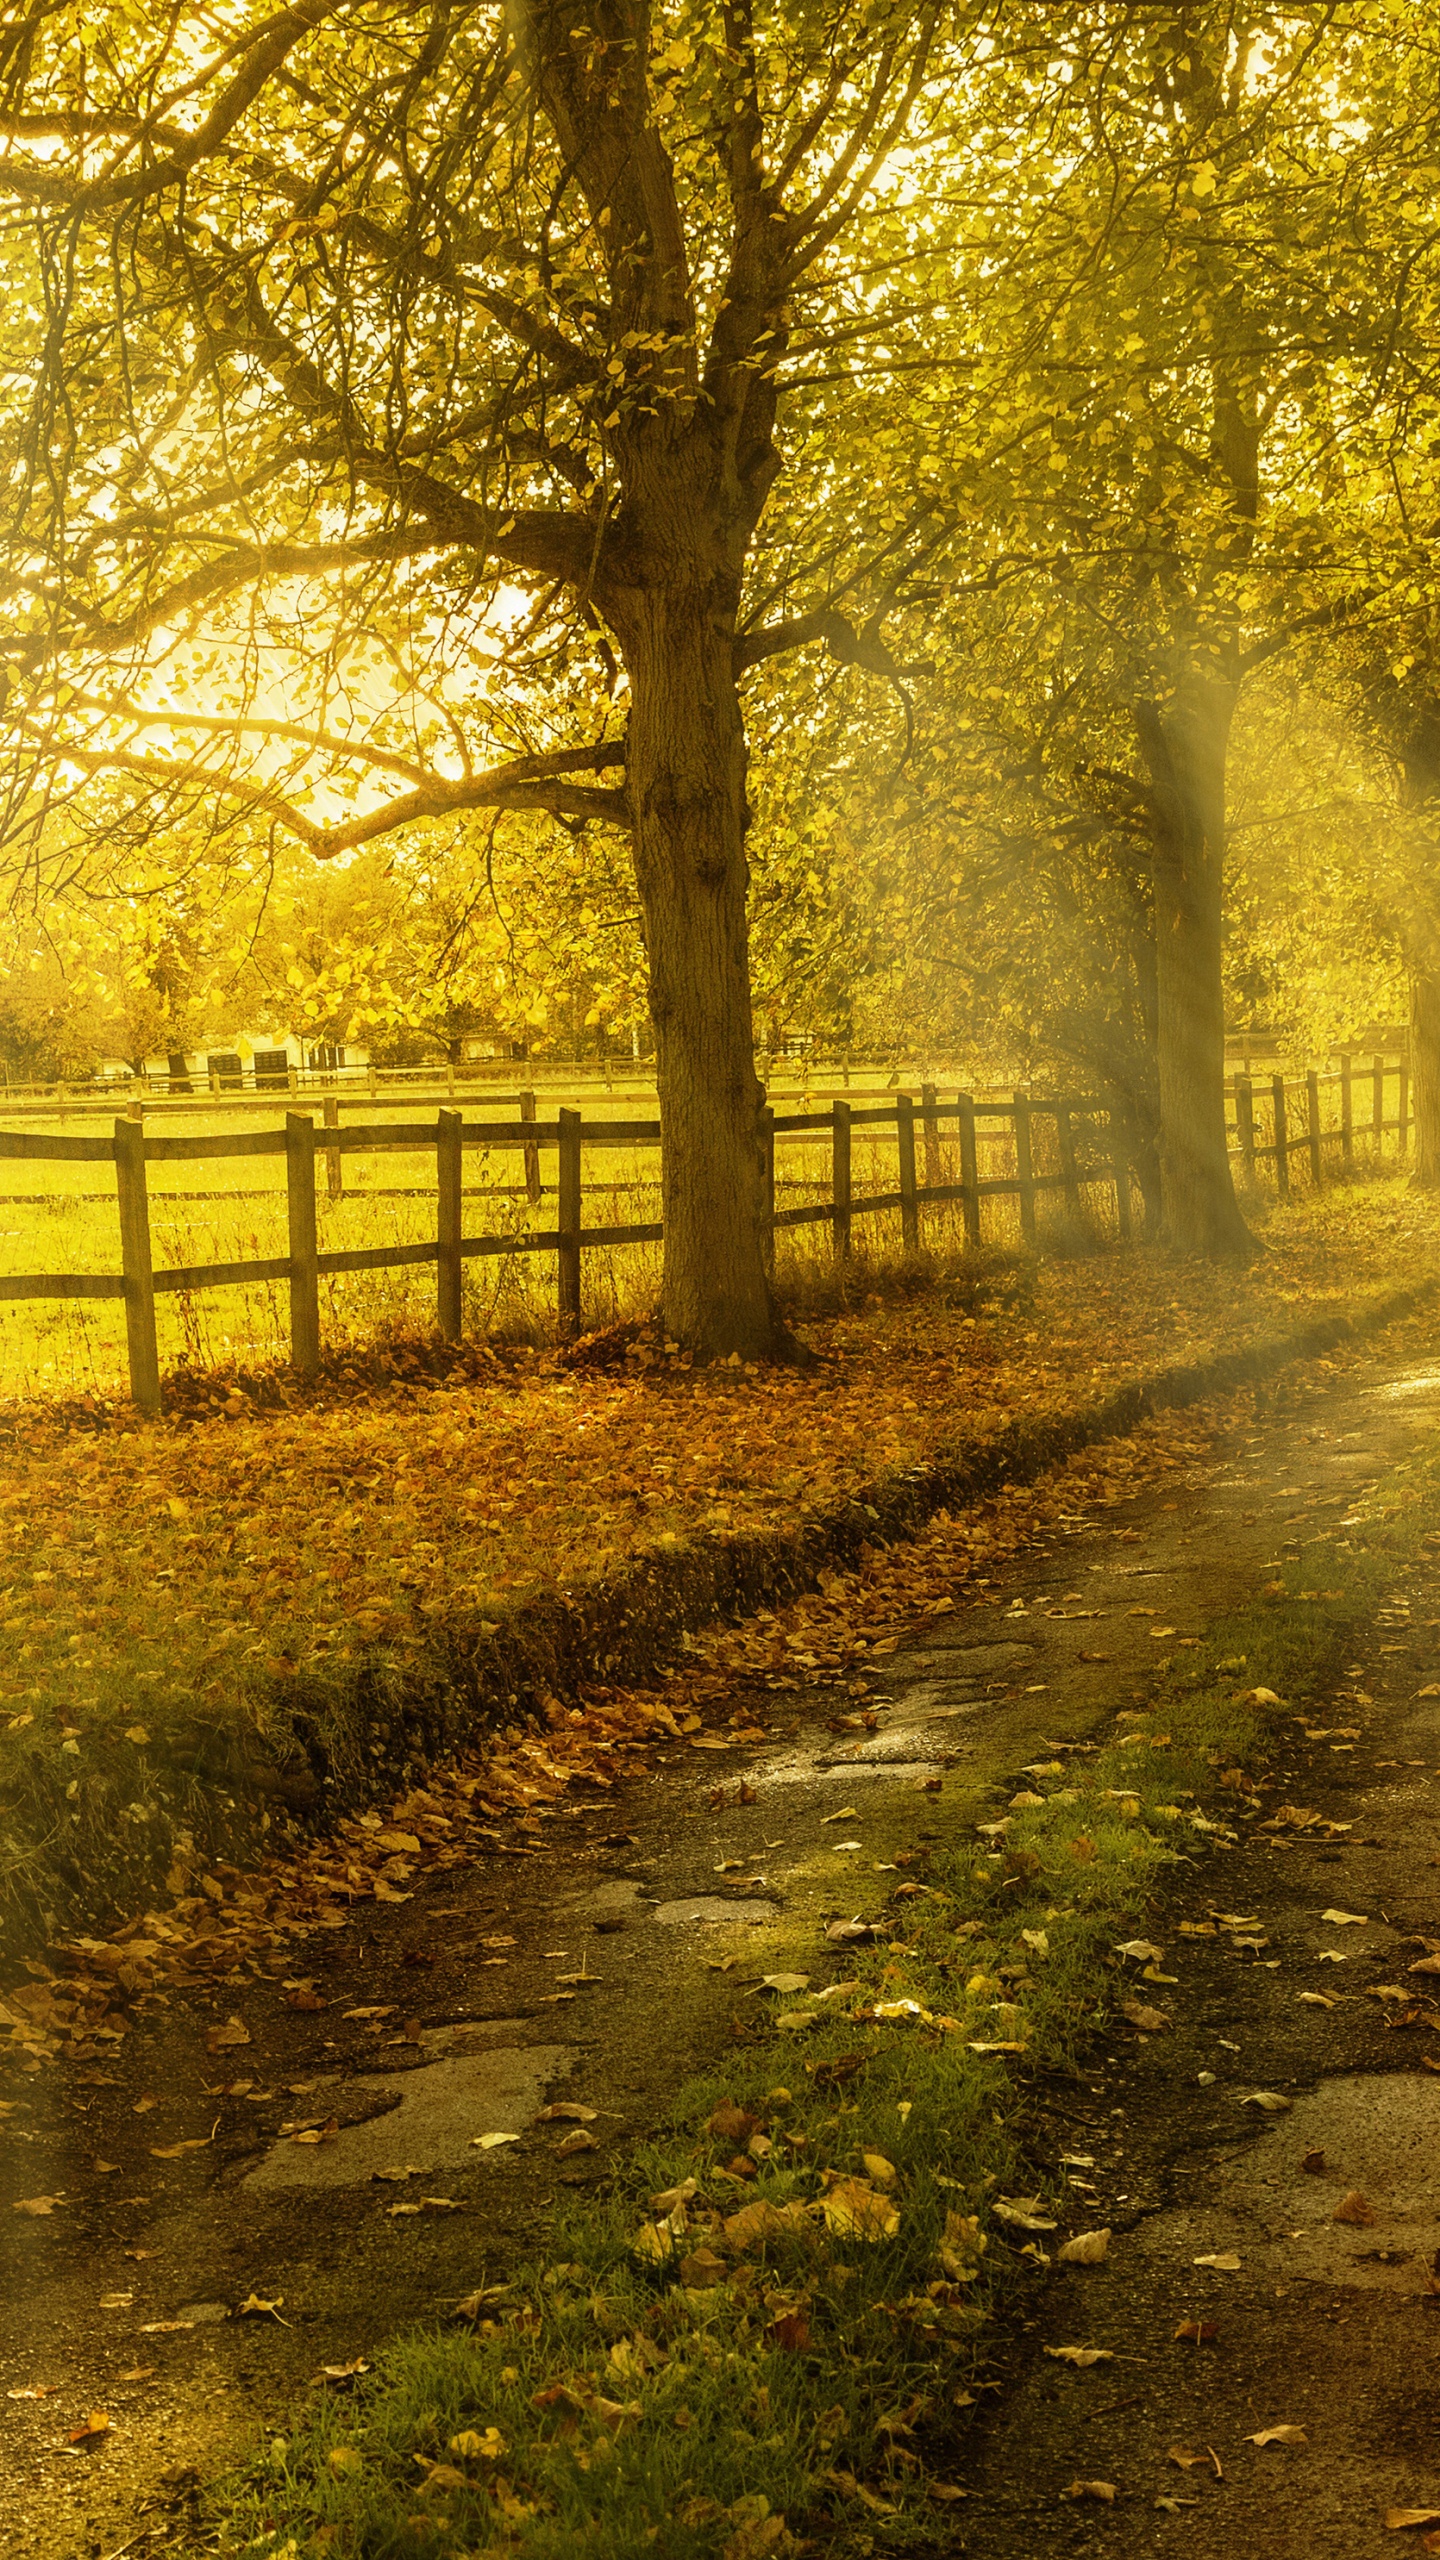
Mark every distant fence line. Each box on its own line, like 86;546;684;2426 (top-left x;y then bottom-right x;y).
0;1053;1410;1415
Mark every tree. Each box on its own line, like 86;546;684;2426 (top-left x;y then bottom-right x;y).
905;2;1440;1255
0;0;982;1355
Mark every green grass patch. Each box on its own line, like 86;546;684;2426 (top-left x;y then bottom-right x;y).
206;1558;1378;2560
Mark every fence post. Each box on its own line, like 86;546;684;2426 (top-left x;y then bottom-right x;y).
114;1115;161;1419
368;1061;378;1100
437;1108;463;1342
1306;1069;1323;1187
1012;1088;1037;1243
287;1062;299;1097
762;1103;776;1280
1236;1073;1256;1184
1272;1075;1290;1199
557;1105;582;1332
286;1114;321;1379
323;1093;342;1200
520;1086;542;1206
1108;1116;1133;1241
1340;1053;1353;1167
1055;1102;1082;1221
1400;1058;1410;1156
920;1080;942;1191
831;1097;852;1259
896;1093;919;1253
1373;1053;1385;1159
957;1091;982;1246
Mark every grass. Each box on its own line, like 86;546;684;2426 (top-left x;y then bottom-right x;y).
0;1091;1127;1398
203;1544;1387;2560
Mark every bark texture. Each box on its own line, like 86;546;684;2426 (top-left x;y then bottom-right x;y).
607;545;773;1357
1135;674;1255;1259
1410;965;1440;1189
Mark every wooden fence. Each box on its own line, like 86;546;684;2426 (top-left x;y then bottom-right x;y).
0;1054;1410;1415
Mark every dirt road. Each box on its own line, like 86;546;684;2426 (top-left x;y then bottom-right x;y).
4;1325;1439;2560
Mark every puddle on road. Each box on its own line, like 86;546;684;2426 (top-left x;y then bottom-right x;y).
244;2043;575;2192
651;1896;779;1927
912;1638;1041;1670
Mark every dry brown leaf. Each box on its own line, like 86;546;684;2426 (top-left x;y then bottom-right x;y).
1385;2512;1440;2532
818;2176;900;2243
67;2410;110;2446
205;2016;251;2052
1193;2252;1242;2272
1332;2191;1378;2227
1044;2346;1114;2367
1064;2479;1116;2503
1056;2228;1110;2265
1246;2425;1307;2448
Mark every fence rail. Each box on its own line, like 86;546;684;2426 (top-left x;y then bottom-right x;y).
0;1052;1411;1413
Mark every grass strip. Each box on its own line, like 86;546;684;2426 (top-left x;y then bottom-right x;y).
209;1555;1383;2560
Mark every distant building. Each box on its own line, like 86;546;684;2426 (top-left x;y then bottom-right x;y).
97;1026;370;1090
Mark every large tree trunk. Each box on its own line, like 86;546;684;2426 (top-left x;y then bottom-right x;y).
618;580;779;1360
1411;963;1440;1188
1135;675;1255;1258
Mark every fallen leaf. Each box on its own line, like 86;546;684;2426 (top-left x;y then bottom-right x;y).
724;2199;816;2252
1246;2425;1307;2447
1193;2252;1242;2272
819;2176;900;2243
1167;2445;1214;2470
821;1807;859;1825
1320;1909;1369;1926
1121;1999;1172;2033
68;2410;110;2446
1056;2229;1110;2265
1172;2321;1218;2345
12;2196;61;2216
1044;2346;1114;2368
472;2131;521;2150
993;2196;1057;2232
1064;2479;1116;2503
1302;2149;1326;2174
1385;2512;1440;2532
1332;2191;1378;2227
205;2016;251;2052
1241;2092;1292;2113
1114;1939;1165;1963
535;2103;598;2124
450;2425;506;2460
678;2247;729;2287
238;2294;288;2322
554;2128;599;2157
759;1973;811;1996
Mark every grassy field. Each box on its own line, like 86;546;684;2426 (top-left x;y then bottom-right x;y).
0;1093;1124;1399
